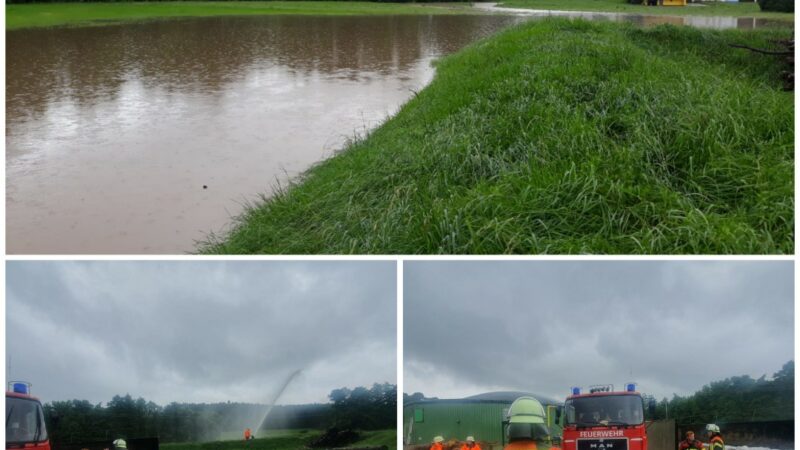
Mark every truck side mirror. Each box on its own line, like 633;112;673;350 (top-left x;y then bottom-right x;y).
647;400;656;418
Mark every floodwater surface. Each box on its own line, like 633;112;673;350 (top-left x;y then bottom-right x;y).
475;2;794;29
7;12;790;254
7;15;523;254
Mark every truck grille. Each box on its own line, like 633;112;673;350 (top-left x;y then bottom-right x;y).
577;438;628;450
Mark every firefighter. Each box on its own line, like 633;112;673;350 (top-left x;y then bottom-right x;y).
244;428;252;441
113;439;127;450
678;431;703;450
461;437;481;450
705;424;724;450
431;436;445;450
503;397;557;450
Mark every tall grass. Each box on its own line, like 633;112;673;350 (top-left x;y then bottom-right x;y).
202;19;793;254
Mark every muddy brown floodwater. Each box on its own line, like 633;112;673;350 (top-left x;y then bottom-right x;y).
6;15;524;254
6;12;790;254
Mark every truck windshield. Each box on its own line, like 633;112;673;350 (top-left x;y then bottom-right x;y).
565;395;643;426
6;396;48;444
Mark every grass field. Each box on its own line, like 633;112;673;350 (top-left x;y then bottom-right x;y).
161;429;395;450
496;0;794;20
6;1;476;30
202;18;794;255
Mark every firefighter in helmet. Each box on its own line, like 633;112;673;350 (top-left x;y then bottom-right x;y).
503;397;557;450
461;437;481;450
430;436;445;450
678;431;703;450
706;424;724;450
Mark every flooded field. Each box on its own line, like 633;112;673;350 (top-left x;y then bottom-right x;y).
6;11;790;254
475;3;794;29
7;14;523;254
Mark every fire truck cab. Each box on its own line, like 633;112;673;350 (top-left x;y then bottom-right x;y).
561;384;646;450
6;382;50;450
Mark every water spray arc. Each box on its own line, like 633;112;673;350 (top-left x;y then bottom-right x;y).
254;369;303;435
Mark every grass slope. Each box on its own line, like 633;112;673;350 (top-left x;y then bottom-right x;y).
161;430;395;450
203;19;794;254
6;1;475;30
496;0;794;20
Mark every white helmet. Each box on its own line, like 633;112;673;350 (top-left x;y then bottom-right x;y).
433;437;445;443
466;437;475;443
113;439;127;449
705;424;720;434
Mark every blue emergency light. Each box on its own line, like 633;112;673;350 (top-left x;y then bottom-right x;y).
11;382;30;394
571;387;581;395
625;383;637;392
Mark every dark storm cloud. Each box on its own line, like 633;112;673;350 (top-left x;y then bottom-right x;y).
7;261;396;405
404;261;793;402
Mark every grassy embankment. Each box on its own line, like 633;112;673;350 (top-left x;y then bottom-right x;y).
203;19;793;255
162;429;395;450
496;0;794;21
6;1;475;30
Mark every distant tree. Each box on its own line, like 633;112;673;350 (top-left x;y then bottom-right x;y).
329;383;396;430
647;360;794;424
403;392;425;404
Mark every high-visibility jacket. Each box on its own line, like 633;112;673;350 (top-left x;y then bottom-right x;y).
461;444;482;450
708;436;724;450
430;443;444;450
679;439;703;450
244;429;252;440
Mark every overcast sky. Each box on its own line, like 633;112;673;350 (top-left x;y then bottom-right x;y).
7;261;396;406
404;261;793;402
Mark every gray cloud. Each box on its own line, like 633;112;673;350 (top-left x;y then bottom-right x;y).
7;261;396;405
404;261;793;402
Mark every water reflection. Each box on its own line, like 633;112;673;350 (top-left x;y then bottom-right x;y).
7;15;523;254
474;2;793;29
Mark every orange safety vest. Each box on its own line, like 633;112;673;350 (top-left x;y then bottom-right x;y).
244;429;252;440
431;443;444;450
504;441;537;450
461;444;482;450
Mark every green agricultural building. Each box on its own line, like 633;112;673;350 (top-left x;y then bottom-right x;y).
403;391;563;447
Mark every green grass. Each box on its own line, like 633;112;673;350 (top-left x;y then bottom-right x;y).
496;0;794;20
6;1;476;30
160;429;395;450
352;429;396;450
161;430;314;450
215;429;314;442
202;18;793;255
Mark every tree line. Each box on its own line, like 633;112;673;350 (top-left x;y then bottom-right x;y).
646;360;794;425
44;383;396;445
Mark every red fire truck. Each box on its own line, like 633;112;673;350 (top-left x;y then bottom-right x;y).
560;384;646;450
6;382;51;450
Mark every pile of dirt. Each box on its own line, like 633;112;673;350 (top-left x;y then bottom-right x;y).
309;428;361;448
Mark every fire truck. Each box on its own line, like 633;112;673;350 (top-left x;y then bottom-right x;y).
6;382;51;450
560;384;647;450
